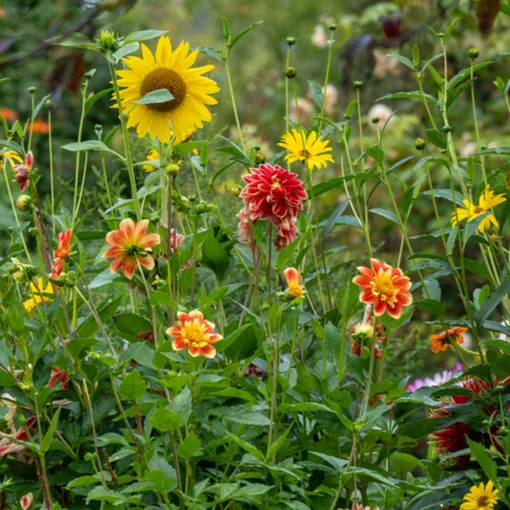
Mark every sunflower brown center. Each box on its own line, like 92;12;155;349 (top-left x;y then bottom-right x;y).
478;496;488;505
473;206;484;214
140;67;187;112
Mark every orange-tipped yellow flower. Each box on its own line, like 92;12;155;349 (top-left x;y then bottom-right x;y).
167;310;222;358
353;258;412;319
430;326;468;353
283;267;305;298
104;218;160;279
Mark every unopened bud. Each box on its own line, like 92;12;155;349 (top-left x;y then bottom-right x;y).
165;163;180;175
255;152;265;164
329;24;337;31
27;87;36;94
285;66;297;79
467;47;479;59
442;124;452;133
354;80;364;89
16;195;33;213
232;184;242;196
285;36;296;46
371;117;380;124
96;29;120;53
415;138;426;151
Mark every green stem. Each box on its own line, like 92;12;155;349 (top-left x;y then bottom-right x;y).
224;58;246;154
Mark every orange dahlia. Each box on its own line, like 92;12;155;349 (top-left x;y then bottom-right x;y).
353;258;412;319
167;310;222;358
55;229;72;259
104;218;160;279
430;326;468;353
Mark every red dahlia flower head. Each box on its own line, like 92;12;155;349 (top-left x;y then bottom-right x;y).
55;229;72;259
240;164;307;224
167;310;222;358
104;218;161;279
353;258;412;319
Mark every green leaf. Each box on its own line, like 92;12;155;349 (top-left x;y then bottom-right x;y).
193;45;224;63
40;407;61;453
113;42;139;60
134;88;173;105
442;17;460;41
448;62;494;91
87;487;125;504
177;432;202;459
47;32;97;50
308;80;323;109
377;91;438;105
422;188;464;205
124;30;168;43
322;199;350;240
150;406;183;432
466;437;498;482
412;44;420;68
230;21;263;50
119;371;146;401
62;140;111;152
222;17;231;46
475;278;510;325
415;299;443;317
85;88;114;115
223;408;270;426
473;146;510;156
425;129;446;149
370;208;399;225
386;53;413;70
310;173;372;197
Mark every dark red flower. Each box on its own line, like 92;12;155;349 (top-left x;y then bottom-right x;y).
47;367;69;390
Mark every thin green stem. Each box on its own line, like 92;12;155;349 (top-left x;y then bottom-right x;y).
224;58;246;154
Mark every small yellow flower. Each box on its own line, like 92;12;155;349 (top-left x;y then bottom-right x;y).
278;129;334;172
460;480;498;510
452;185;507;233
0;149;23;172
143;149;160;172
23;278;54;317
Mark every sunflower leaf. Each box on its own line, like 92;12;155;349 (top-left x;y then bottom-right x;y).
135;89;174;105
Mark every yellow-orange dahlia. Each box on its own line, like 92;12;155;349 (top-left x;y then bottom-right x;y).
166;310;222;358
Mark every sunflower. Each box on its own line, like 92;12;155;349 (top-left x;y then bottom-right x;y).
116;36;219;144
143;149;160;172
452;185;507;233
278;128;334;172
460;481;498;510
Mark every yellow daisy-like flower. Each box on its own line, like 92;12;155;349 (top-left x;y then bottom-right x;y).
0;149;23;172
143;149;159;172
116;35;219;144
460;480;498;510
278;128;334;172
452;185;507;233
23;278;54;317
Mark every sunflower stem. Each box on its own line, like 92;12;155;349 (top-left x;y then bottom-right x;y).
108;61;142;220
224;57;247;155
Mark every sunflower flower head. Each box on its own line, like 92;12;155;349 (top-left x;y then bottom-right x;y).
104;218;161;279
353;259;412;319
460;480;498;510
278;128;334;172
452;185;506;233
23;278;54;317
116;35;220;144
167;310;222;358
143;149;160;172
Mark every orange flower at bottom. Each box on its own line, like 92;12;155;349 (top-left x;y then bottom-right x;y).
167;310;222;358
353;258;412;319
104;218;160;279
430;326;468;353
283;267;304;298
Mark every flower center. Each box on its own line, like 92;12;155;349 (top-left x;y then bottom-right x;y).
271;178;282;188
287;282;304;297
477;496;489;505
140;67;187;113
299;150;311;160
127;244;141;258
182;323;207;346
372;273;396;302
473;206;485;214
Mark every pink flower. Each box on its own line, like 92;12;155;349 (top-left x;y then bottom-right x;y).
13;152;34;192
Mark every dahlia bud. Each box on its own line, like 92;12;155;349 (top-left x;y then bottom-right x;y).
20;493;33;510
353;80;364;89
96;29;120;53
255;152;265;164
371;117;380;124
285;36;296;46
285;66;297;79
351;323;375;343
232;184;242;196
415;138;426;151
16;195;33;212
467;47;479;59
165;163;181;175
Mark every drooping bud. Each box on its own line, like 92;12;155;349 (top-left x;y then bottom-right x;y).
255;152;265;164
232;184;242;196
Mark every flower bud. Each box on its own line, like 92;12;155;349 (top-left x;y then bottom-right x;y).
353;80;364;89
285;36;296;46
16;195;33;213
95;124;103;139
165;163;181;175
415;138;426;151
194;201;210;215
96;29;120;53
328;24;337;31
255;152;265;164
467;47;479;59
231;184;242;196
442;124;452;133
27;87;36;94
490;234;499;244
371;116;380;124
285;66;297;79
